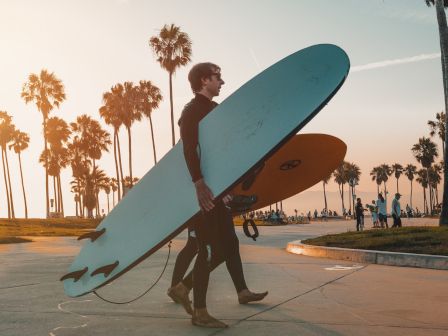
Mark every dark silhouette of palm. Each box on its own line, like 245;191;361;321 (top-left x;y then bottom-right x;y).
21;69;66;218
10;129;30;218
0;111;16;218
137;80;163;165
404;164;417;209
412;137;438;213
149;24;192;146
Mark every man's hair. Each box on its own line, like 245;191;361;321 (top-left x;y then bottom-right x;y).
188;62;220;93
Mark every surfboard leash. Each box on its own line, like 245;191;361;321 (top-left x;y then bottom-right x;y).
92;241;172;305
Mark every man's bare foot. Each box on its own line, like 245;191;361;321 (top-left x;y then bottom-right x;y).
167;282;193;315
238;289;268;304
191;308;228;328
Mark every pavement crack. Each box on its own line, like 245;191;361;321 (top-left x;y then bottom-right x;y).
0;283;40;290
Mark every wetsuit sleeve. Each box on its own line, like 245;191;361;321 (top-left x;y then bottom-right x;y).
180;106;203;183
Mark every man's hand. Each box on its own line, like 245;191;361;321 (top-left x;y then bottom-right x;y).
194;178;215;212
222;194;233;206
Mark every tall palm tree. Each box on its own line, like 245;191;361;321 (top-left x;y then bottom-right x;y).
322;173;331;212
404;164;417;209
149;23;192;146
370;166;383;195
428;111;446;161
346;162;361;215
425;0;448;224
110;177;118;207
21;69;66;218
0;111;16;218
100;85;126;200
377;164;392;214
391;163;404;193
121;82;141;187
412;137;438;214
417;168;429;214
137;80;163;165
45;117;71;215
10;130;30;218
429;163;443;208
333;161;349;215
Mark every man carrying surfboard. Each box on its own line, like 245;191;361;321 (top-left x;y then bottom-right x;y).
173;62;267;328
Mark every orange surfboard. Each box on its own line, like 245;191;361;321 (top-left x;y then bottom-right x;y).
231;133;346;212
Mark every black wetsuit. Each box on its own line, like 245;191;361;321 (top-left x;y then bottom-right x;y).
179;93;247;309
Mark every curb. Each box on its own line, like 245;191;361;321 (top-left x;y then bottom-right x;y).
286;240;448;270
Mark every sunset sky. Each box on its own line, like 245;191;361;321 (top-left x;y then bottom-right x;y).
0;0;445;217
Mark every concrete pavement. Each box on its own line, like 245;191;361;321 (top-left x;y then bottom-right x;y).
0;219;447;335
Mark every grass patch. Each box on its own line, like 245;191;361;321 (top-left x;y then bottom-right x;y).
303;226;448;256
0;218;101;242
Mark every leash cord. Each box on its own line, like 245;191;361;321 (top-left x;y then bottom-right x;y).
93;241;172;305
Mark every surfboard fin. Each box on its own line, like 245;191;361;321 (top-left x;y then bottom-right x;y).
77;228;106;242
91;261;119;278
60;267;88;282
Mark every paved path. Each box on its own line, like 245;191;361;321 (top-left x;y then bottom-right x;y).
1;218;447;336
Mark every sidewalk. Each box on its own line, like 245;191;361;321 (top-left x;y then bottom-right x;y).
0;219;447;335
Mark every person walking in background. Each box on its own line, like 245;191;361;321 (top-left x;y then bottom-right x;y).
355;198;366;231
391;193;402;228
377;193;388;229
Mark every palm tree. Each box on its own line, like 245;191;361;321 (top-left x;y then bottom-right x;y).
100;85;126;200
149;23;192;146
370;166;383;195
377;164;392;213
412;137;438;214
391;163;404;193
428;111;446;161
0;111;16;218
137;80;163;165
404;164;417;209
110;177;118;207
70;115;111;216
429;163;443;208
45;117;71;215
425;0;448;224
21;69;66;218
417;168;429;214
322;173;331;212
346;162;361;215
10;130;30;218
333;161;349;215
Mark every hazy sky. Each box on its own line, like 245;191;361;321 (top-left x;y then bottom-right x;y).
0;0;445;217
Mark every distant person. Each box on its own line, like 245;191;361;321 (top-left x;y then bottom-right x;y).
367;200;379;228
391;193;402;228
314;209;318;219
355;198;366;231
377;193;388;228
406;204;412;218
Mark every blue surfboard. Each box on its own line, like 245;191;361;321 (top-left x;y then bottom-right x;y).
62;44;350;297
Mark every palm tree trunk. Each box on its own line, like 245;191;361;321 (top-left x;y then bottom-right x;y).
323;181;328;211
43;118;50;218
424;187;428;214
116;132;125;195
396;178;399;193
435;0;448;225
426;169;433;215
53;176;57;213
107;193;110;214
384;182;388;214
169;72;175;147
2;149;11;218
149;116;157;165
58;174;64;217
127;126;133;187
113;130;121;201
5;149;15;218
18;152;28;219
410;180;413;210
348;185;352;214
